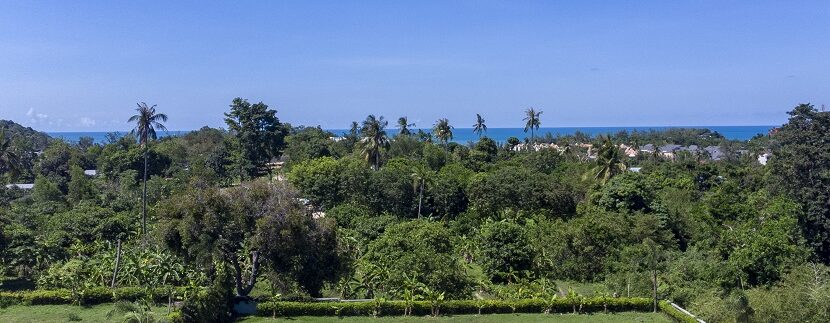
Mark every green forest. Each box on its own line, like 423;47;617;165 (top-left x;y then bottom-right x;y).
2;100;830;322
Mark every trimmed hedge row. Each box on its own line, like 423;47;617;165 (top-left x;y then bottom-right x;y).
257;297;653;317
659;300;701;323
0;287;190;306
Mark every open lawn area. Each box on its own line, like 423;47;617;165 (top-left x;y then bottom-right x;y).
238;312;673;323
0;305;673;323
0;304;170;323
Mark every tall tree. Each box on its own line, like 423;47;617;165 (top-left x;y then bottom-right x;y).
224;98;287;180
523;108;542;143
472;114;487;138
397;117;415;137
411;164;434;219
432;118;453;145
0;128;21;183
128;102;167;238
770;103;830;262
360;115;390;170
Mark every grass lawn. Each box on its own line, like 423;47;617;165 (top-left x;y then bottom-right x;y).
238;312;673;323
0;305;672;322
0;304;170;323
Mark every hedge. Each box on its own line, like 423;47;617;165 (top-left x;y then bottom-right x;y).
659;300;702;323
0;286;191;307
256;297;653;317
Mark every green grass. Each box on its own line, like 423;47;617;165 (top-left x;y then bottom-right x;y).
0;305;673;323
239;312;673;323
0;304;170;323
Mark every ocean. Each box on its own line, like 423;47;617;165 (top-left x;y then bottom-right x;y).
48;125;774;144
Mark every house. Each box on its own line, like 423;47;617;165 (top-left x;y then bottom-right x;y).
4;183;34;190
659;144;682;159
704;146;723;161
619;144;638;158
758;152;772;165
640;144;656;153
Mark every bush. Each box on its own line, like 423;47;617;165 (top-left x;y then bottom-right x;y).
256;297;652;317
0;287;191;306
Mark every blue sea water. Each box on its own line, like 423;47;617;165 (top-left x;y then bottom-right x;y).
49;126;774;145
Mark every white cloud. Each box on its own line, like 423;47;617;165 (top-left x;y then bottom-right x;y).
26;108;49;124
79;117;96;127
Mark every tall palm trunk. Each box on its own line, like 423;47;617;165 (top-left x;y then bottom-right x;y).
417;180;424;219
111;239;122;288
142;148;148;239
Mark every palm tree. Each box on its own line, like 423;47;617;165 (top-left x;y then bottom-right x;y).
472;114;487;138
128;102;168;238
411;165;434;219
523;108;542;143
0;128;21;183
397;117;415;136
360;115;389;170
432;118;453;145
588;136;626;184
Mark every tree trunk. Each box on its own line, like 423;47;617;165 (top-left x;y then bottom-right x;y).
142;150;148;241
232;251;260;297
651;270;657;312
110;239;122;288
417;181;423;219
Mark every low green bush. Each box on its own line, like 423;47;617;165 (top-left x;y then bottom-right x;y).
0;287;191;307
256;297;652;317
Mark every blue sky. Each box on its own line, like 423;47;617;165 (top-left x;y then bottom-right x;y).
0;1;828;131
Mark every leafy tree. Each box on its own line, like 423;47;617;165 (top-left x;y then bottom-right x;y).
284;127;335;166
432;118;454;145
397;117;414;136
770;103;830;262
159;181;339;297
128;102;168;238
478;220;533;283
523;107;542;142
360;115;390;170
467;165;575;217
361;220;472;299
224;98;287;179
472;114;487;138
67;165;94;204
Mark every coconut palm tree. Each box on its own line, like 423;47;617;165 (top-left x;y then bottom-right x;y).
432;118;453;145
411;165;434;219
360;115;389;170
397;117;415;136
588;136;626;184
0;128;21;183
472;114;487;138
523;108;542;143
128;102;168;238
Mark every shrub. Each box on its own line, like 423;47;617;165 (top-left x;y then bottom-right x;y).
256;297;652;317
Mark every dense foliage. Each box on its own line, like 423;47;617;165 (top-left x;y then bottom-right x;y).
1;103;829;322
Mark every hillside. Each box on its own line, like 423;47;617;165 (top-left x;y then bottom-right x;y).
0;119;51;150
